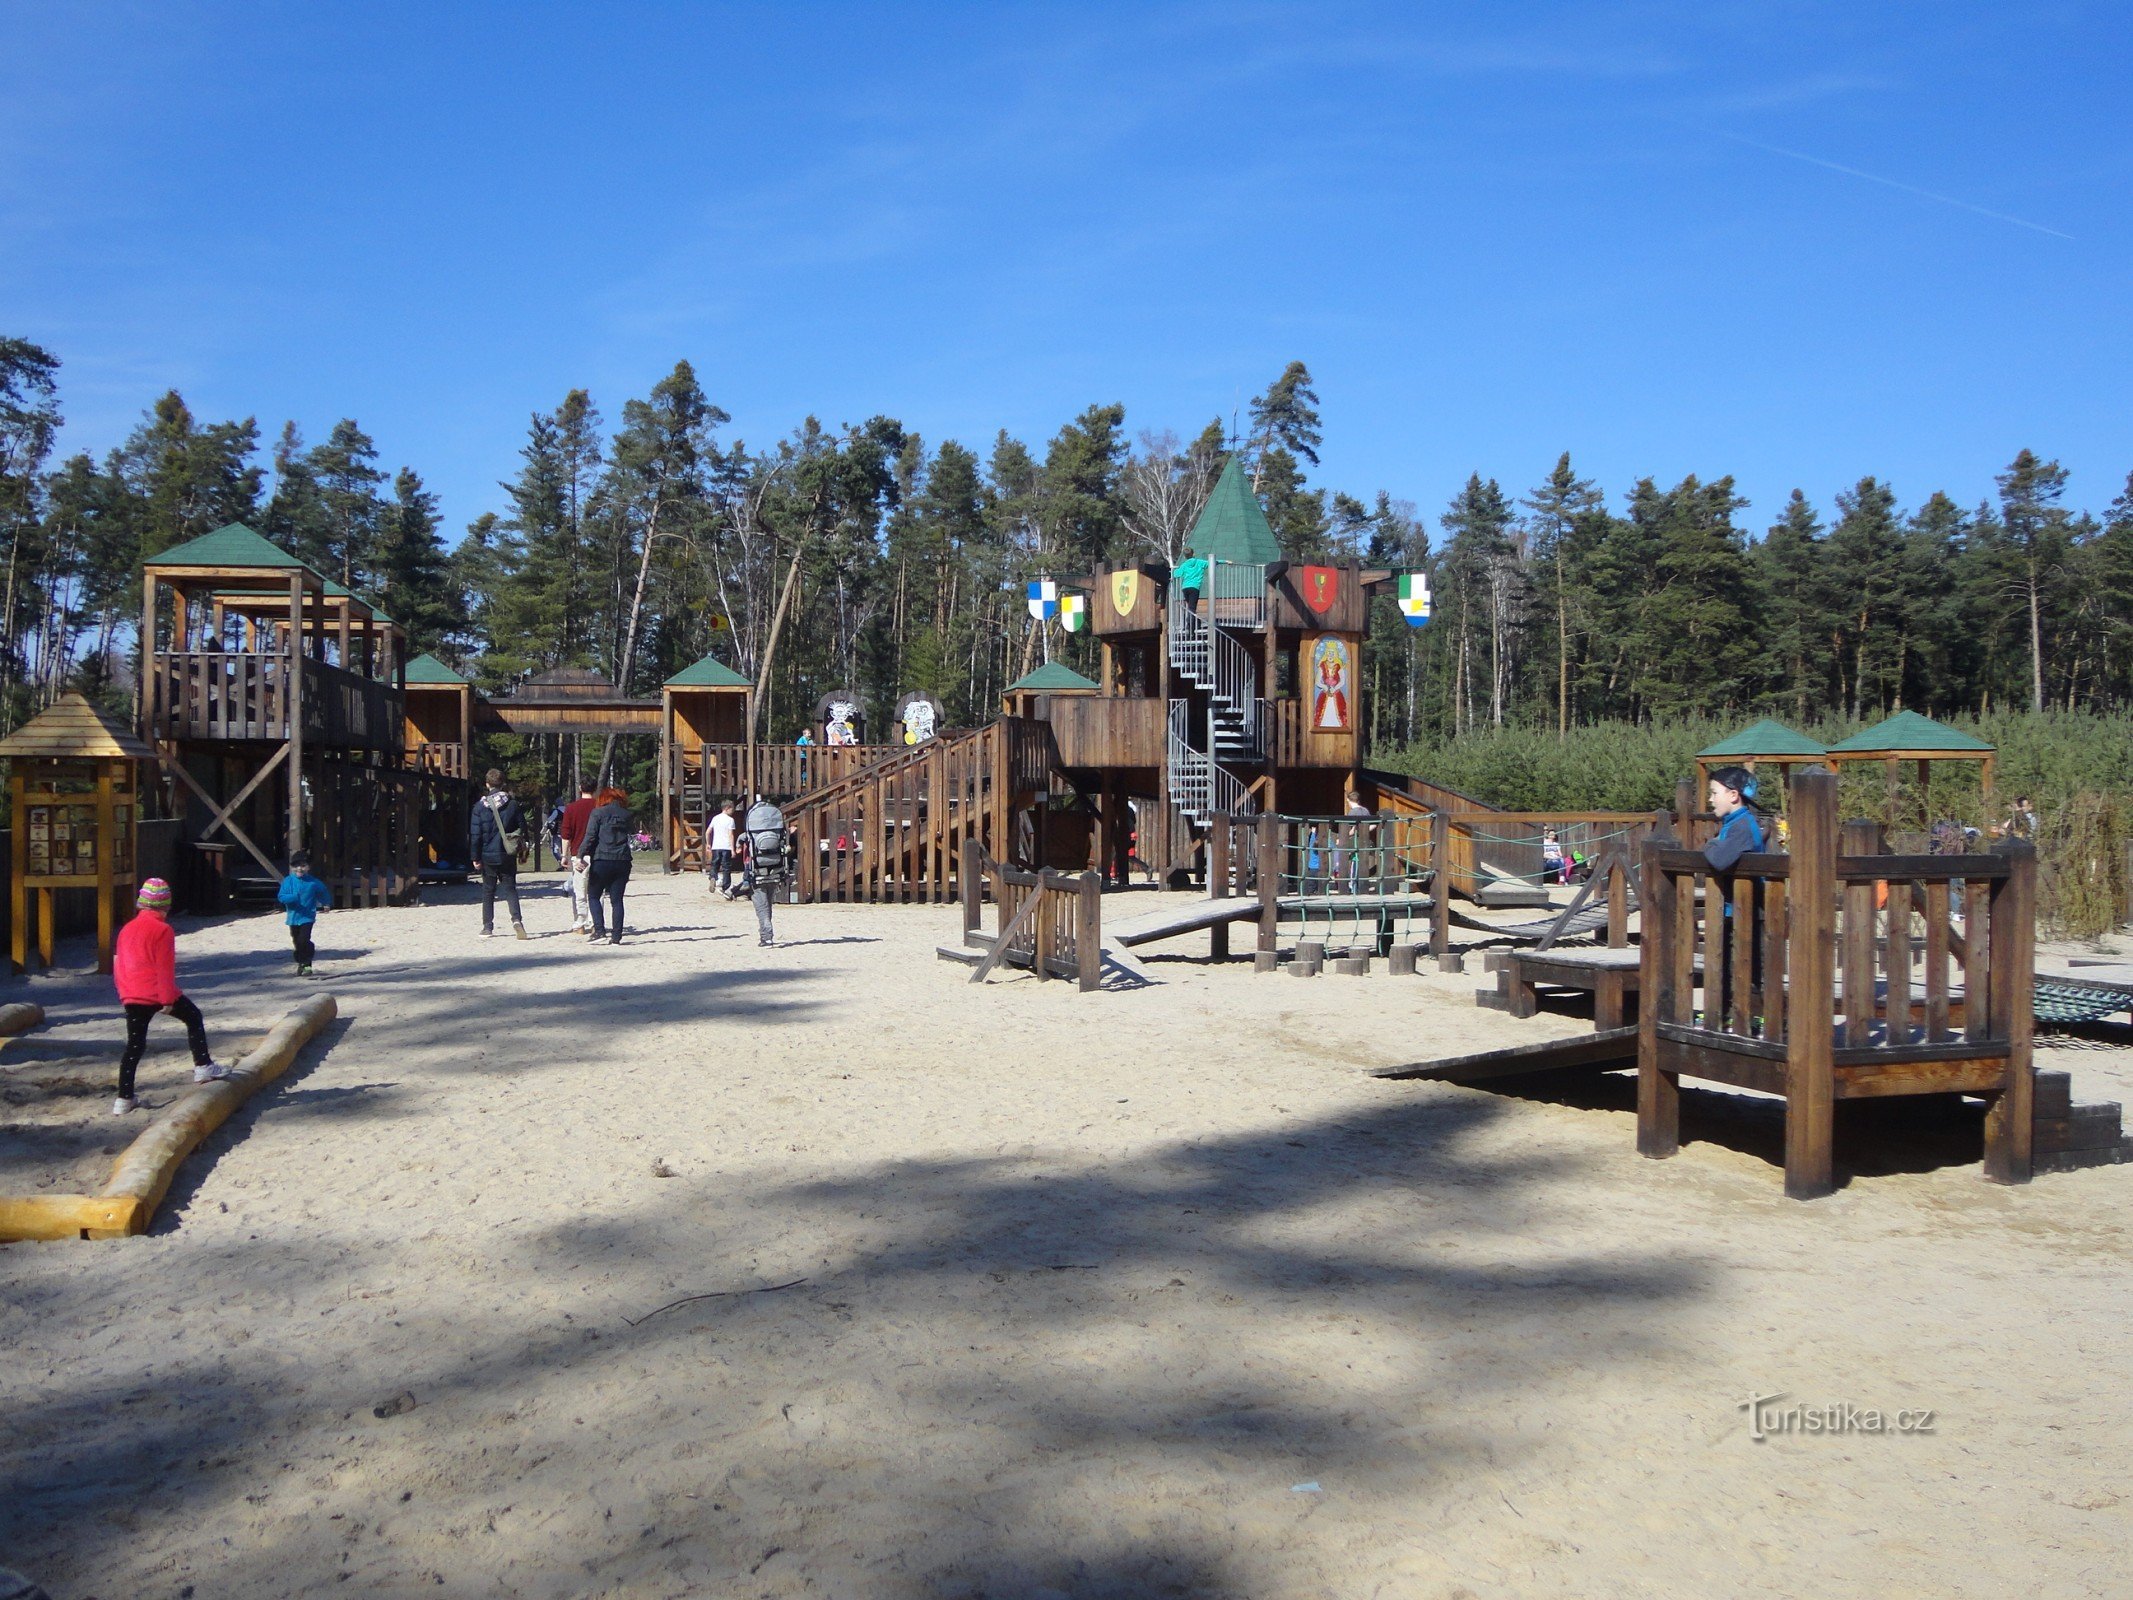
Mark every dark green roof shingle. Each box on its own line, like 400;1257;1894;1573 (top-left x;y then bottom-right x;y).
1828;711;1994;755
665;654;750;688
1185;458;1283;566
1697;718;1829;759
1006;661;1099;693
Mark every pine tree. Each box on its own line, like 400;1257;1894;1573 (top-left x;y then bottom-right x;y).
261;422;332;569
1755;490;1828;721
1247;361;1322;487
0;337;62;713
373;467;453;651
1438;475;1518;729
307;419;387;586
1989;449;2073;712
1522;453;1603;735
1826;476;1905;717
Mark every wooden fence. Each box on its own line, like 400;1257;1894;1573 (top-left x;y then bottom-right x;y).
1638;767;2036;1199
956;837;1102;990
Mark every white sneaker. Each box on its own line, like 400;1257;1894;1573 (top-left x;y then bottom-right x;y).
112;1096;137;1115
193;1062;232;1083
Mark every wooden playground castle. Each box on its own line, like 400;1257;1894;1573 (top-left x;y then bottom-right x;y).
136;524;442;907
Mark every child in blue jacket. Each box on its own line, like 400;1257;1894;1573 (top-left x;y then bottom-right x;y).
277;850;333;976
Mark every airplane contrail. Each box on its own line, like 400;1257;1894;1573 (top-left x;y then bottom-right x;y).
1708;127;2076;241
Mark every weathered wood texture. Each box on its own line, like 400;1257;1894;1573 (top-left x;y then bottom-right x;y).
954;837;1102;991
1637;770;2036;1199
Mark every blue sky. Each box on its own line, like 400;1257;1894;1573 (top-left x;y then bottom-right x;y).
3;3;2124;541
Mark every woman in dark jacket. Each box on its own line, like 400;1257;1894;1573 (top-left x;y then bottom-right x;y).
578;788;635;944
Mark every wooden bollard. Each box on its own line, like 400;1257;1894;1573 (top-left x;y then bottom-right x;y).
1296;940;1325;965
1333;954;1371;976
1388;946;1418;977
1254;950;1281;974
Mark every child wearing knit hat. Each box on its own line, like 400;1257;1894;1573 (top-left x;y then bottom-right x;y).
108;878;227;1114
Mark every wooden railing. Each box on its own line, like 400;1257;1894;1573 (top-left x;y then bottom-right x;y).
788;718;1057;904
1639;768;2036;1199
410;741;467;778
685;742;911;800
148;651;402;754
956;838;1101;991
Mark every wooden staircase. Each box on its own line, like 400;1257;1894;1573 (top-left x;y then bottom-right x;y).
784;718;1058;904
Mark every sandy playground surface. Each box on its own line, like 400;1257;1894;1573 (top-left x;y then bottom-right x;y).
2;867;2130;1598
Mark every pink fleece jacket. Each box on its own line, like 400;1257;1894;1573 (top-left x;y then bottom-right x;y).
112;909;181;1007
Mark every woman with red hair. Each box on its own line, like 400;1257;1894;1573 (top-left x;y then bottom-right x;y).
576;786;636;944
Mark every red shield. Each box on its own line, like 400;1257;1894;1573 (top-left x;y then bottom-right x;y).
1300;565;1339;614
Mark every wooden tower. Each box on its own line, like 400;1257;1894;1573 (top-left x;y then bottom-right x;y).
138;523;419;906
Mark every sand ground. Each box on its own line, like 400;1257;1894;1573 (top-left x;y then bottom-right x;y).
2;868;2129;1599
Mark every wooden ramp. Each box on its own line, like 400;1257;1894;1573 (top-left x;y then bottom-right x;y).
1109;898;1262;948
1374;1027;1639;1083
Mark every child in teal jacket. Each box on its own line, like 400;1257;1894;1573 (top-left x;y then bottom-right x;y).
277;850;333;975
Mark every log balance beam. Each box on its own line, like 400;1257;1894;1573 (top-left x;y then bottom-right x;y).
0;1001;46;1038
0;994;337;1243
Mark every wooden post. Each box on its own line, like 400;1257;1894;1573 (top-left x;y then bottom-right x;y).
9;770;25;975
1208;810;1231;960
1783;770;1839;1199
287;574;305;863
658;695;672;874
139;574;158;738
1840;818;1882;1048
962;837;982;945
1982;839;2035;1184
1429;806;1452;970
1077;869;1101;992
1257;817;1279;954
1034;870;1055;981
95;765;115;973
1636;833;1679;1158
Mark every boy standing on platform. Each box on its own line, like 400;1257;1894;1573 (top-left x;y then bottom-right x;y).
277;850;332;975
110;878;228;1114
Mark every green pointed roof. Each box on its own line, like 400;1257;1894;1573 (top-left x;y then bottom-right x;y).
148;522;307;570
1828;710;1994;755
404;652;467;686
1697;718;1828;759
665;653;750;688
1185;458;1283;566
1006;661;1099;693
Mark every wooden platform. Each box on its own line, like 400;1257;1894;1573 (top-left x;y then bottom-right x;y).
1477;946;1656;1029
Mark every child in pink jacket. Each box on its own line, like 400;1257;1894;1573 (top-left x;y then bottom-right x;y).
110;878;227;1114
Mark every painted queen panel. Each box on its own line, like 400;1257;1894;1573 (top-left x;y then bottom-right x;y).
1309;635;1352;733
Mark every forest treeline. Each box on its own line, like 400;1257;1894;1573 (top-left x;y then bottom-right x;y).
6;333;2133;757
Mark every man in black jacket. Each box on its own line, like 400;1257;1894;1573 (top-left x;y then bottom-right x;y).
469;769;528;939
